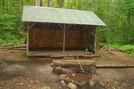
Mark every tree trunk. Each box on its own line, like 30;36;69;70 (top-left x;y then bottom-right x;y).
47;0;50;7
19;0;23;30
107;44;111;53
35;0;41;6
127;12;131;30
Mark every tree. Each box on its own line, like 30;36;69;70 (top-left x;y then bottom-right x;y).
119;0;134;44
47;0;50;7
35;0;41;6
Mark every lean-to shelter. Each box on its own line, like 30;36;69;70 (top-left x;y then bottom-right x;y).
22;6;106;57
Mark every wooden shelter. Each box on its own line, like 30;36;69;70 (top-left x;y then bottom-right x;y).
22;6;106;57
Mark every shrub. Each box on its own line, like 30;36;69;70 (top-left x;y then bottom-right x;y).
99;42;107;48
0;39;6;45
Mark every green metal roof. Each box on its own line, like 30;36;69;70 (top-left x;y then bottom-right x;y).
22;6;106;26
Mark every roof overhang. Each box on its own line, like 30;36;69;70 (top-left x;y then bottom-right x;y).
22;6;107;26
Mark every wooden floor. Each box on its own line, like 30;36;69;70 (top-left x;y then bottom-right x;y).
27;51;96;58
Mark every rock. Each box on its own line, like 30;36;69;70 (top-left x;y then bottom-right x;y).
72;80;86;86
62;68;69;74
53;66;68;74
3;64;26;72
79;81;87;86
59;74;66;80
65;77;72;83
53;66;62;74
40;86;50;89
89;79;94;87
68;82;77;89
60;80;68;87
20;83;23;85
51;63;53;67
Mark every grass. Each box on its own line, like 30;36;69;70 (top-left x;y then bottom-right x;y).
125;54;134;58
0;60;6;64
100;43;134;58
19;52;27;58
100;51;115;56
105;44;134;58
103;44;134;54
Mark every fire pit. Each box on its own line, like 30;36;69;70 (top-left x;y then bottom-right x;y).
66;67;93;81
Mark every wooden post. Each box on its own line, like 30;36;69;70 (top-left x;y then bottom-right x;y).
94;27;96;54
63;24;66;52
58;24;71;52
107;44;111;53
27;22;29;53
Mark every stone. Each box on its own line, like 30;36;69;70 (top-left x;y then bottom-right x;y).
79;81;87;86
3;64;26;72
53;66;68;74
40;86;50;89
89;79;94;87
72;80;87;86
60;80;68;87
65;77;72;83
68;82;77;89
59;74;66;80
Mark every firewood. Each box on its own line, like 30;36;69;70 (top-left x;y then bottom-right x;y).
53;60;96;68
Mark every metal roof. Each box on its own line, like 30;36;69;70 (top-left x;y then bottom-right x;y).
22;6;106;26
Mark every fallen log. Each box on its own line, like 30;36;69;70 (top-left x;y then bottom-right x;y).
53;60;96;68
0;46;26;49
50;54;100;58
0;44;14;47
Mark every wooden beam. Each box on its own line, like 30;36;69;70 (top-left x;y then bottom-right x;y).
91;26;96;54
66;24;71;30
50;54;100;58
58;24;71;52
58;24;64;30
27;22;29;53
94;27;96;54
28;22;36;29
63;24;65;52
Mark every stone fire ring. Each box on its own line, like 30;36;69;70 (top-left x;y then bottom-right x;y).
66;68;93;81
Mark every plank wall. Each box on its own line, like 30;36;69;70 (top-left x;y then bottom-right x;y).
29;28;94;49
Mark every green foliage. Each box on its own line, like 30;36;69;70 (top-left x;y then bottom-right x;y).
0;39;6;45
99;42;107;48
0;0;25;45
0;60;6;64
125;54;134;58
56;0;65;8
0;29;26;45
111;44;134;54
121;45;134;53
0;13;16;30
119;0;134;15
100;51;114;56
19;52;27;58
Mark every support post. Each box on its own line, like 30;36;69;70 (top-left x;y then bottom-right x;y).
94;28;96;54
27;22;29;53
58;24;71;52
63;24;66;52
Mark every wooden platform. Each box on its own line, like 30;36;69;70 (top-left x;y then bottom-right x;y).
27;51;100;58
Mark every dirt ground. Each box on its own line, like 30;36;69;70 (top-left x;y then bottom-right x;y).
0;50;134;89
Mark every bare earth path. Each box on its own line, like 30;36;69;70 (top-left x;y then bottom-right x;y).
0;50;134;89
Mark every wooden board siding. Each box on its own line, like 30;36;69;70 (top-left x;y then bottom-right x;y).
29;28;94;49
